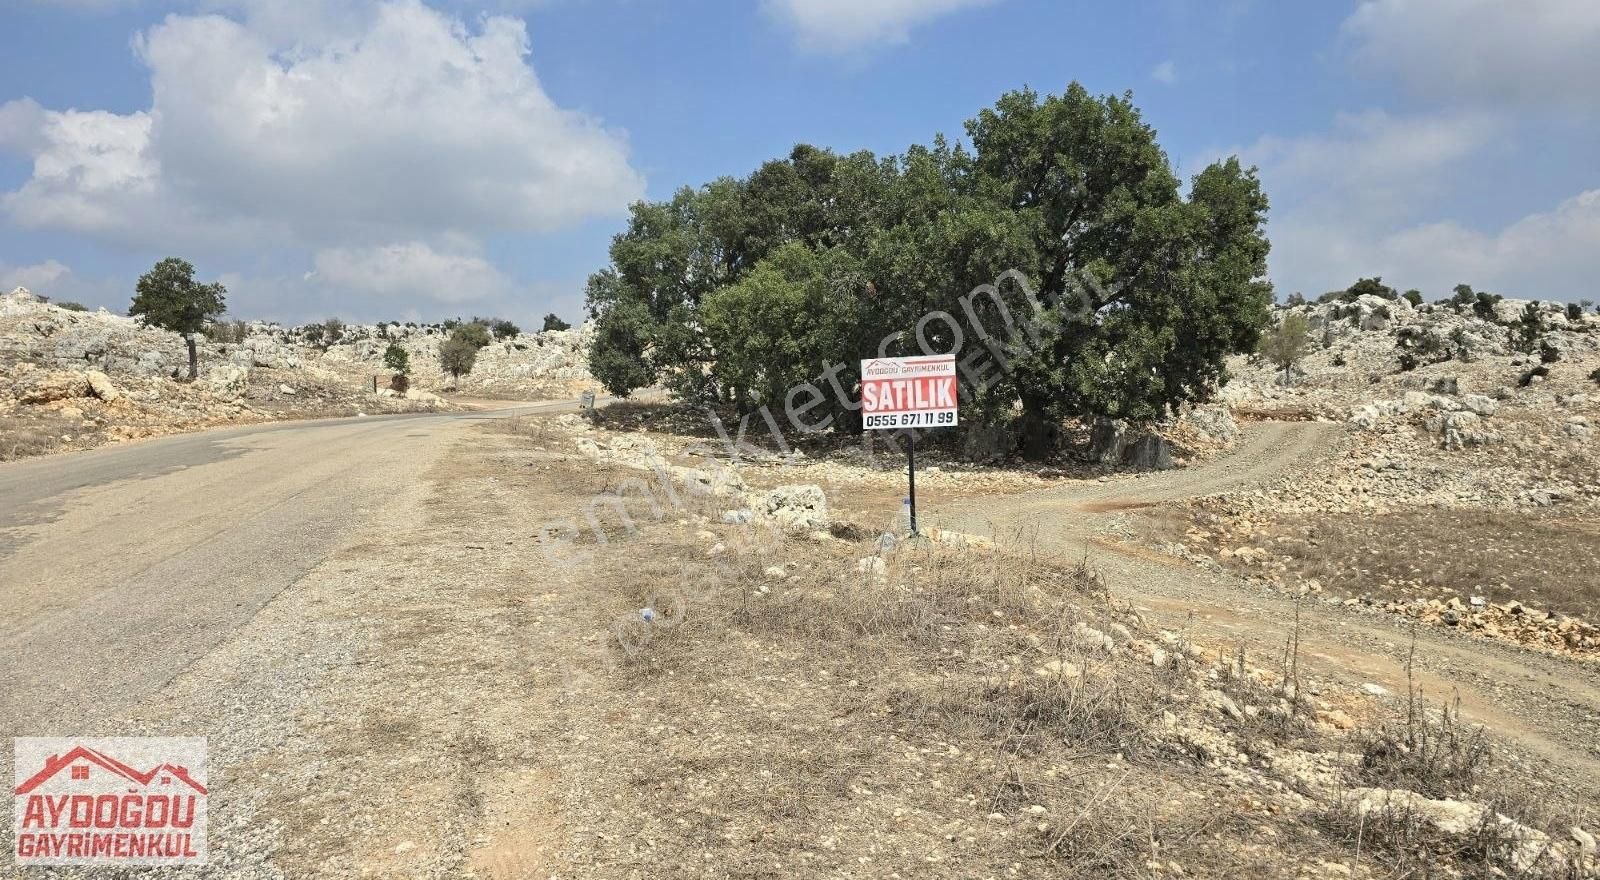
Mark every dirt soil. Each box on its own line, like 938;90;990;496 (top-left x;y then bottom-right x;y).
9;412;1597;878
927;422;1600;786
1143;506;1600;620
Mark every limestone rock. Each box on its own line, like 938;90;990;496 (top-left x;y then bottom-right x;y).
204;364;250;400
757;484;828;532
1124;434;1174;471
17;370;91;404
83;370;121;402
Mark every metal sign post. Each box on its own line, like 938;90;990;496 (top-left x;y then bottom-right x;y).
859;355;958;537
906;432;918;535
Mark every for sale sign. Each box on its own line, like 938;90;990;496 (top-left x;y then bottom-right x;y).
860;355;959;430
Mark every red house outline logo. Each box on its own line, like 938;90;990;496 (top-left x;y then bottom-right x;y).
15;745;208;797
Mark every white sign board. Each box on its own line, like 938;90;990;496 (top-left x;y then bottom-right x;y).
860;355;959;430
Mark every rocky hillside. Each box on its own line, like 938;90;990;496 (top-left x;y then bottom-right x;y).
1222;293;1600;512
1139;293;1600;661
0;287;599;460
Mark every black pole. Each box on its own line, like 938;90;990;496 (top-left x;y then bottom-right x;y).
907;432;918;536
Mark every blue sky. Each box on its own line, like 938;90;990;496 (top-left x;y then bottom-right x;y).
2;0;1596;325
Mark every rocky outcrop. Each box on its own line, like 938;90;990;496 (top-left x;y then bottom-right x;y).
2;287;597;401
15;370;91;404
570;430;830;533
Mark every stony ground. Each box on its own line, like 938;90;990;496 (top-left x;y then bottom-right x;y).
7;290;1600;877
0;287;601;461
13;409;1595;879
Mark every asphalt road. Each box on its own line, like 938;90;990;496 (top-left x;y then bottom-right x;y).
0;401;580;736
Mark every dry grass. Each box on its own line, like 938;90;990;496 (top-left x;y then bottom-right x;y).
1354;638;1493;798
564;517;1328;877
465;413;1597;879
0;410;78;460
1160;506;1600;620
1315;793;1578;880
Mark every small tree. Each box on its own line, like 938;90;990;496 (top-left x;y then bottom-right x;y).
1403;289;1423;307
1510;303;1542;354
1260;312;1312;384
489;319;520;339
439;336;478;380
541;312;572;332
130;257;227;379
320;317;345;350
455;321;492;349
1566;303;1584;322
383;341;410;375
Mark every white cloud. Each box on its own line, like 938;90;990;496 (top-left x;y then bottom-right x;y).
1237;109;1499;226
0;260;125;308
765;0;1000;52
0;1;644;251
1239;1;1600;301
1150;60;1177;85
0;99;50;155
1363;190;1600;300
1;260;72;292
1342;0;1600;111
311;241;511;304
0;105;161;236
1225;110;1597;300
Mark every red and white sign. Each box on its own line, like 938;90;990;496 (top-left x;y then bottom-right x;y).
860;355;959;430
13;737;208;866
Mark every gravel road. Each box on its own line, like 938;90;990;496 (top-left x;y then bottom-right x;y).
0;401;582;736
931;421;1600;796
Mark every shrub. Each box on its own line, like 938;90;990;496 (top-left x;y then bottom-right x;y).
1567;303;1584;322
382;341;410;375
454;321;491;349
1472;292;1503;322
1259;312;1312;383
440;334;479;378
1357;691;1490;798
484;319;517;339
56;301;88;312
1402;289;1423;307
1539;341;1560;364
542;312;572;332
389;373;410;393
1509;302;1542;353
1284;292;1306;307
1398;352;1418;372
1589;367;1600;386
203;319;248;343
321;317;345;348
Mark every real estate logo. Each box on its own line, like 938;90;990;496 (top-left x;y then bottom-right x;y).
12;737;208;866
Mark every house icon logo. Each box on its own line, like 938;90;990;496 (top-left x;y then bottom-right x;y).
12;737;208;866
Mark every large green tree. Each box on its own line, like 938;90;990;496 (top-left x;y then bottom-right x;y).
130;258;228;380
587;83;1272;457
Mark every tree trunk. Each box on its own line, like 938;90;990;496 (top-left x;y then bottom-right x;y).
186;335;198;381
1015;393;1059;461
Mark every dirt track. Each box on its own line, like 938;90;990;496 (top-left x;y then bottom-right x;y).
930;421;1600;796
